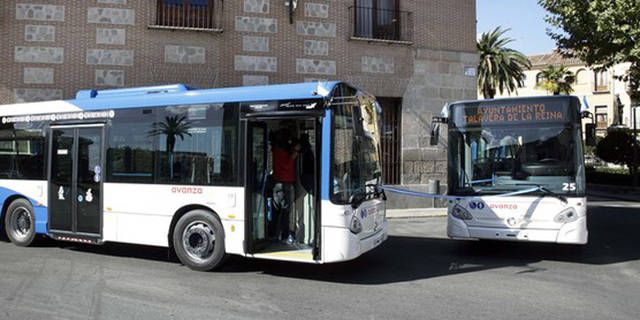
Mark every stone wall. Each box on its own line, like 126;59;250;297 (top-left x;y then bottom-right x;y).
164;45;206;64
95;69;125;87
401;48;479;187
16;4;64;21
23;67;54;84
235;55;278;73
25;25;55;42
14;46;63;64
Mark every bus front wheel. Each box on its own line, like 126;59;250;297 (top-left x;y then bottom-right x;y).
173;210;227;271
4;198;37;247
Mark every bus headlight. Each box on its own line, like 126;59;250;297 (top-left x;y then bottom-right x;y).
349;215;363;234
451;205;473;220
554;208;578;224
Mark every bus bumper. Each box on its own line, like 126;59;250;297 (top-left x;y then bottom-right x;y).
322;221;389;263
448;216;588;244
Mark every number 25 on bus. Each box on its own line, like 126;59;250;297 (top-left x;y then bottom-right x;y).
431;96;593;244
0;82;388;271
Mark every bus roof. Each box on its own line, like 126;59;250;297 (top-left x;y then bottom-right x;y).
0;81;342;117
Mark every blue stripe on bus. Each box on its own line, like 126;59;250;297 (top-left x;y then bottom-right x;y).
70;82;341;111
321;109;331;201
0;186;48;234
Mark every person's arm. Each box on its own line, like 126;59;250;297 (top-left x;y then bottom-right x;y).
290;143;301;160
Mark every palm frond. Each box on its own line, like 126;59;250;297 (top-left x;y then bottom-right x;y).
477;27;531;98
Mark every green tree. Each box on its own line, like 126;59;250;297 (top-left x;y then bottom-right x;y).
148;114;192;153
148;114;192;178
539;0;640;104
477;27;532;99
595;129;640;177
536;65;575;95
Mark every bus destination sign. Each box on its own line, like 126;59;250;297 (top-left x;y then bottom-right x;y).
460;102;569;126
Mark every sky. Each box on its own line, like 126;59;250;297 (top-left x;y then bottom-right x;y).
476;0;557;55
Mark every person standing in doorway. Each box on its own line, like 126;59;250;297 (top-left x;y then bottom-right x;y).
271;122;301;244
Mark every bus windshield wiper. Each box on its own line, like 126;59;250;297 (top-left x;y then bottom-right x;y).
349;188;367;209
514;183;568;204
366;183;387;200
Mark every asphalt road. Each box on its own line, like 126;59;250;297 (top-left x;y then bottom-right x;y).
1;197;639;320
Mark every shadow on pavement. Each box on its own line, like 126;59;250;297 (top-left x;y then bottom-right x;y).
1;201;638;285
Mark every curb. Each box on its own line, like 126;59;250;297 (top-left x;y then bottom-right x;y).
386;208;447;219
588;183;640;192
588;191;639;203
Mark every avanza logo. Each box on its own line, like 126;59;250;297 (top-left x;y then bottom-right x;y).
489;203;518;210
171;187;203;194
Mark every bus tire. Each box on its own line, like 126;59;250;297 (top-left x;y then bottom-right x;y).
4;198;37;247
173;210;227;271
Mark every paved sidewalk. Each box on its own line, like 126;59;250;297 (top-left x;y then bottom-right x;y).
386;208;447;219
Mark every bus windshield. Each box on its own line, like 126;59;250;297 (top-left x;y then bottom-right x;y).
448;97;586;197
331;93;383;204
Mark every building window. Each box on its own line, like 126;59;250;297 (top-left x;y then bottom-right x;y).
154;0;218;30
351;0;412;42
595;105;608;129
378;97;402;185
536;72;543;85
594;70;609;92
576;69;589;85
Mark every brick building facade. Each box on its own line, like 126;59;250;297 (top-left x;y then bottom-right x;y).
0;0;478;208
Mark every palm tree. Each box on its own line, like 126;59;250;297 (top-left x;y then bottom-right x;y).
148;114;192;178
477;27;531;99
536;65;575;95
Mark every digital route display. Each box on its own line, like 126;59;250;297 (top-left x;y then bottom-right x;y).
451;99;574;127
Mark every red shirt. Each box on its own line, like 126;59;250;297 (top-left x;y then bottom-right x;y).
273;147;296;183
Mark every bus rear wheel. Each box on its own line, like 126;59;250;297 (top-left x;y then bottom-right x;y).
4;198;37;247
173;210;227;271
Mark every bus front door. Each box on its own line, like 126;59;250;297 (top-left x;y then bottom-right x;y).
244;118;321;260
245;121;269;253
48;125;104;242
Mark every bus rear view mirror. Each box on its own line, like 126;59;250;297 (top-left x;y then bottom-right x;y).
585;123;597;146
430;123;440;146
430;116;448;146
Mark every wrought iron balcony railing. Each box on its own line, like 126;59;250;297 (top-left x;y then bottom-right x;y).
349;6;413;43
149;0;222;32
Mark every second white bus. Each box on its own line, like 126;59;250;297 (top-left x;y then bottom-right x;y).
437;96;588;244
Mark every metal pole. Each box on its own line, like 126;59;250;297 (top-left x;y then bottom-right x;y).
631;106;638;187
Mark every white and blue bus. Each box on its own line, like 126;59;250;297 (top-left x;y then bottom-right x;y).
0;82;388;270
436;96;588;244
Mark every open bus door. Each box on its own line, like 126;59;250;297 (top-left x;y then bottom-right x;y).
245;120;269;254
243;116;321;261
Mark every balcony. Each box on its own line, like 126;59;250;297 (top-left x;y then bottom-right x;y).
349;6;413;44
148;0;222;32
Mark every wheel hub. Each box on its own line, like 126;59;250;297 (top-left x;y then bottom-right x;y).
10;207;32;240
182;222;216;262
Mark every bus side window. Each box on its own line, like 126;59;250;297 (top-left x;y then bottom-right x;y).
0;124;46;180
107;109;156;183
107;103;239;186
